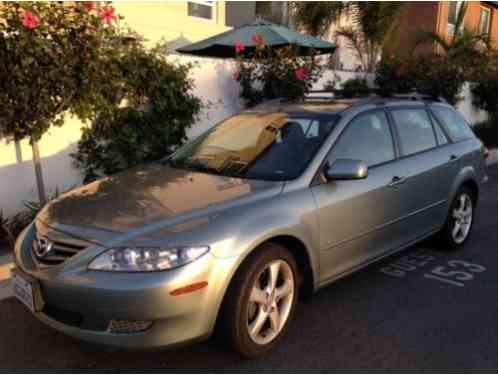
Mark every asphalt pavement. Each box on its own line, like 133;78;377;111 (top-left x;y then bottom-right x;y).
1;165;498;373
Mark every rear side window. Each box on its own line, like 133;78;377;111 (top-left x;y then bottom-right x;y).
430;113;449;145
329;111;395;167
391;108;437;156
431;106;474;141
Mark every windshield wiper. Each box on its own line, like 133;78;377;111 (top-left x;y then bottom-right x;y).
169;158;223;176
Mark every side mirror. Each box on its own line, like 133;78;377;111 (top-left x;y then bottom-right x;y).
324;159;368;181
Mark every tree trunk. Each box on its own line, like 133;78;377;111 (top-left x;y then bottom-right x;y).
31;139;46;205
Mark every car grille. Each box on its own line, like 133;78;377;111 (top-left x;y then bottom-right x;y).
32;234;87;266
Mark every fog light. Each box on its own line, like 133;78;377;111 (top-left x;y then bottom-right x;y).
107;320;153;334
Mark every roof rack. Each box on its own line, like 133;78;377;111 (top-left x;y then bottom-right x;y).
305;89;447;104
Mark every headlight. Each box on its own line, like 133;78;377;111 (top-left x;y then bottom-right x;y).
88;246;210;272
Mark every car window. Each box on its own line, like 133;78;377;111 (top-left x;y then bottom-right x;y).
169;113;339;181
329;111;395;167
391;108;437;156
430;113;449;145
292;119;319;138
431;106;474;142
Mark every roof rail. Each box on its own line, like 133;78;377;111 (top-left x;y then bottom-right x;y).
388;92;448;104
305;89;447;104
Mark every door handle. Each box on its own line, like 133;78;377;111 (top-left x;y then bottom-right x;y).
388;176;407;187
450;154;460;162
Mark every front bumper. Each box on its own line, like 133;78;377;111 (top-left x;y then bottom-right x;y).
14;225;240;349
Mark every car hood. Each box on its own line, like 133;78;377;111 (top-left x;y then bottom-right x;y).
36;163;284;244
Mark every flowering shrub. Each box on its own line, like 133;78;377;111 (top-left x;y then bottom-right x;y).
233;37;325;107
471;53;498;120
375;54;465;105
374;56;415;97
0;2;201;185
341;78;370;98
71;43;201;183
0;2;121;142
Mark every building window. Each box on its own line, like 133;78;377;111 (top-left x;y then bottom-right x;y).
479;6;491;35
447;1;463;35
187;1;215;21
255;2;272;19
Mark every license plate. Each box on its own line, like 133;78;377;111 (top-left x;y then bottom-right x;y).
11;269;42;313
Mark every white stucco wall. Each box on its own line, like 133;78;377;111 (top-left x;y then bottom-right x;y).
0;117;85;218
174;56;243;138
455;82;489;125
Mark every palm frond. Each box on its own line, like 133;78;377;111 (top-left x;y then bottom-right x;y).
335;26;366;69
289;1;347;37
414;30;451;52
454;2;468;34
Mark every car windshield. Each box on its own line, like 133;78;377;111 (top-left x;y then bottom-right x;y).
168;112;339;181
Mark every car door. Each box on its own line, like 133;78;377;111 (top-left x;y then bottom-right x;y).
311;109;413;282
387;106;455;240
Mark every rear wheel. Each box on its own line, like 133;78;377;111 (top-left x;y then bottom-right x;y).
439;186;475;250
221;243;299;358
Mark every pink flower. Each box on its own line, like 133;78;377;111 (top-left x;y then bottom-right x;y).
21;11;40;30
83;2;96;11
99;6;117;25
235;41;246;54
233;71;241;82
251;33;265;46
295;67;309;81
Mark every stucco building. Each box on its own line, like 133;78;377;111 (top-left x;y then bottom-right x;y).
386;1;498;57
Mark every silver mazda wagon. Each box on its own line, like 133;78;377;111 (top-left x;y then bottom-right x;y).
13;96;487;357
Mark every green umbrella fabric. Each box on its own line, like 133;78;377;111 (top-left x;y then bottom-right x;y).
176;20;336;58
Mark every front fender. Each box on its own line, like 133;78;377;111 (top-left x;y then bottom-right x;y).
210;189;320;288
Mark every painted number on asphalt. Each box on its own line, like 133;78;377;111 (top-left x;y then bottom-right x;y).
379;249;437;278
424;260;486;287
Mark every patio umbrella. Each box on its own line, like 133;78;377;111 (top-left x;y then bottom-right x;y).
176;20;336;58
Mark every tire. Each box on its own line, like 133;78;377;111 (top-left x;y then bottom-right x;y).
221;243;299;358
439;186;476;250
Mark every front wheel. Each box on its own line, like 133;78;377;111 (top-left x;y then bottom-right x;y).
439;186;475;250
221;243;299;358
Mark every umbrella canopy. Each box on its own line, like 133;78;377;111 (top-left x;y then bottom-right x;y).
176;20;336;58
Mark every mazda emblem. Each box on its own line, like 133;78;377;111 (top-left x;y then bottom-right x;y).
35;237;53;258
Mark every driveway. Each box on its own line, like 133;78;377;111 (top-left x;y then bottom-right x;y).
1;164;498;372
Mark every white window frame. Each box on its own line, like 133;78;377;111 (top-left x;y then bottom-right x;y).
447;1;464;36
479;6;492;35
187;1;217;23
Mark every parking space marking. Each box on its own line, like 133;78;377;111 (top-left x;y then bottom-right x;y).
424;260;486;287
379;248;488;288
378;248;439;278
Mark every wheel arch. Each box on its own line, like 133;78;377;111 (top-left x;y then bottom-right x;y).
460;179;479;203
448;167;480;209
212;233;316;339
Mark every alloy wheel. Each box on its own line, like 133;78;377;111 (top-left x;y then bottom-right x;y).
246;259;295;346
451;193;473;244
